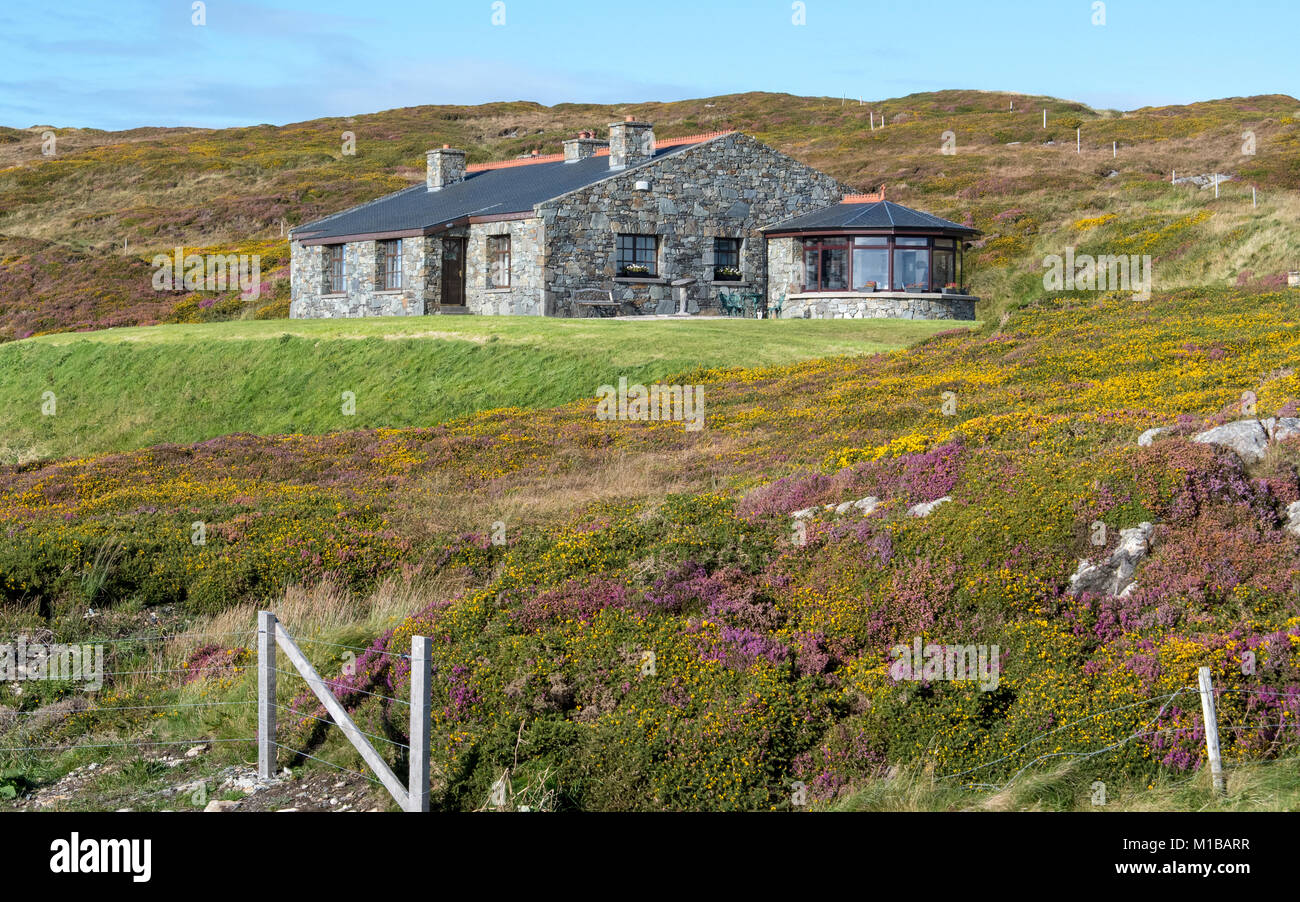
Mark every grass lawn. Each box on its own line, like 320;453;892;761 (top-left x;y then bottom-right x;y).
0;315;972;462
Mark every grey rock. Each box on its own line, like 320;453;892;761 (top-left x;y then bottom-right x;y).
907;496;952;518
1137;426;1168;447
1193;417;1300;463
1068;522;1154;597
852;496;881;514
1285;501;1300;537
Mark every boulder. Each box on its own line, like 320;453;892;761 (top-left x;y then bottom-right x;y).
907;496;951;518
852;496;881;514
1137;426;1168;447
1285;501;1300;538
1193;417;1300;463
791;496;880;520
1068;522;1154;597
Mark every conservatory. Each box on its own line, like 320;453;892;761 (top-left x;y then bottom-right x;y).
763;198;980;320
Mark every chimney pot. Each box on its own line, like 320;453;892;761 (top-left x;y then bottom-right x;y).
564;132;608;163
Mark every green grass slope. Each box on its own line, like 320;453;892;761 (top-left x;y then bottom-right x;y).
0;315;962;462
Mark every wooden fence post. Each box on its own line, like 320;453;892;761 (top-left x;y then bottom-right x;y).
257;611;277;780
408;635;432;812
1197;666;1226;794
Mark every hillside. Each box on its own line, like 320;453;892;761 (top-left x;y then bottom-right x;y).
2;90;1298;338
3;285;1299;810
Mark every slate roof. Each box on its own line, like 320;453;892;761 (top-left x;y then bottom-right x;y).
763;200;979;236
291;143;700;243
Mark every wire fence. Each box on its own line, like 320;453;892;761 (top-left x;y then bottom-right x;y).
937;681;1300;794
0;618;411;804
4;616;1298;807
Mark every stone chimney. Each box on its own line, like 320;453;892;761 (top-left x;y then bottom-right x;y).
608;117;655;170
564;130;607;163
426;144;466;191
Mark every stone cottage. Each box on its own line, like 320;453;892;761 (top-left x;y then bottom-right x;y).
289;119;978;320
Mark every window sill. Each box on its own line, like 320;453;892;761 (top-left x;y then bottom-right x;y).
709;280;750;286
373;289;405;295
615;276;666;284
320;292;348;298
483;287;513;293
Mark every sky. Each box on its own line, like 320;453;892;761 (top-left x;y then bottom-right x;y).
0;0;1296;130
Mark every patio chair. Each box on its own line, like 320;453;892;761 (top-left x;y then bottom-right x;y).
768;294;784;319
719;292;739;317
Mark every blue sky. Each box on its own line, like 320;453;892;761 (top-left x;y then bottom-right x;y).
1;0;1296;130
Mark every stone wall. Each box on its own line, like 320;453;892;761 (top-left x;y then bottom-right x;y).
781;291;977;321
537;133;851;317
766;236;805;308
464;218;545;316
290;237;427;317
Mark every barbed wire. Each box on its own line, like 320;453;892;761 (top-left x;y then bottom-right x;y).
271;666;409;707
285;635;410;660
938;688;1192;781
272;703;409;751
8;700;255;716
273;742;386;789
0;737;255;754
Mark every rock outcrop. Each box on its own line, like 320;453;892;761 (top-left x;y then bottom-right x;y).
1068;522;1155;597
1285;501;1300;538
1192;417;1300;464
792;496;880;520
907;496;952;518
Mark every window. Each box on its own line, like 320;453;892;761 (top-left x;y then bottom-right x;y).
797;235;963;292
378;239;402;291
713;237;742;281
323;244;345;294
893;237;928;291
851;236;888;291
486;235;511;288
617;234;658;277
802;239;848;291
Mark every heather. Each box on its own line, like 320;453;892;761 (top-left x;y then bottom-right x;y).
4;286;1300;809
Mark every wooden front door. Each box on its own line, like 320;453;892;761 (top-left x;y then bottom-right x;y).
441;238;466;306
